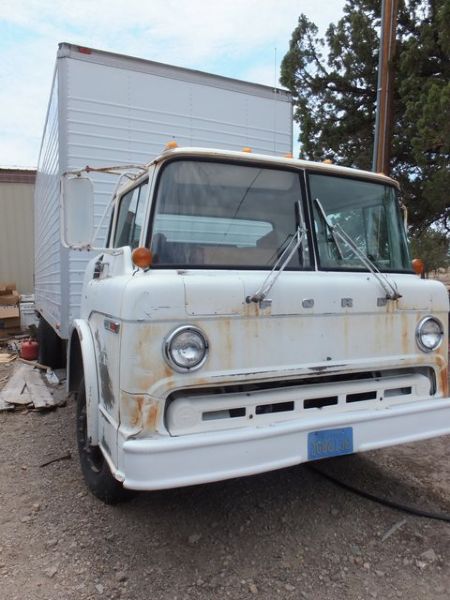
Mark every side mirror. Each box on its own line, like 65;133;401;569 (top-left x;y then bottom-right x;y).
61;175;94;249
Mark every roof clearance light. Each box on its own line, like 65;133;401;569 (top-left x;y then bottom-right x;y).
78;47;92;54
165;141;178;150
131;247;153;269
242;147;252;153
323;159;333;164
284;152;293;159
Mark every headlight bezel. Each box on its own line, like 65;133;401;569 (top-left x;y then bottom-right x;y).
415;316;444;353
163;325;209;372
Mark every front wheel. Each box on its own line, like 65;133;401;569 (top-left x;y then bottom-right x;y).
76;377;135;504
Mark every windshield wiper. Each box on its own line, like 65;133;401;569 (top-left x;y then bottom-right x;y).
314;198;344;260
314;198;401;301
246;225;306;304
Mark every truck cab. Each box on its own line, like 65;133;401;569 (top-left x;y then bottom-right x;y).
65;146;449;503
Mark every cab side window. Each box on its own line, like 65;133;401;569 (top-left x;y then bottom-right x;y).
113;181;148;248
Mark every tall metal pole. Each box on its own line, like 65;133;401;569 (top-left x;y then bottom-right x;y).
372;0;399;175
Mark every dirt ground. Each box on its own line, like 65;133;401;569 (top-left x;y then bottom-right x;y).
0;360;449;600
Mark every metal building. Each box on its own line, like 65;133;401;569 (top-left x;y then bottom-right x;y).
0;168;36;294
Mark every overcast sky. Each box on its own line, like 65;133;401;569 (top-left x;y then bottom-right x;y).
0;0;345;168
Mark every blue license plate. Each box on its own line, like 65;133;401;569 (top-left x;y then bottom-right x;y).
307;427;353;461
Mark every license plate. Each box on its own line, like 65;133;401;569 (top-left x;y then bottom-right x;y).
307;427;353;461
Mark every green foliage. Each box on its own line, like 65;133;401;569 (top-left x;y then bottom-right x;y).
410;228;449;274
280;0;450;233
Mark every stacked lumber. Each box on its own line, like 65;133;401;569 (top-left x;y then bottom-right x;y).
0;363;62;411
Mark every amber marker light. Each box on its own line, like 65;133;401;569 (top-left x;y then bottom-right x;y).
132;247;153;269
284;152;293;158
165;140;178;149
412;258;425;276
242;147;252;153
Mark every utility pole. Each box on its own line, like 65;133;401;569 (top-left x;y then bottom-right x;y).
372;0;399;175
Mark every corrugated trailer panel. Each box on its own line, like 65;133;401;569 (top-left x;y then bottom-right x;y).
34;75;63;330
35;43;293;339
63;55;291;163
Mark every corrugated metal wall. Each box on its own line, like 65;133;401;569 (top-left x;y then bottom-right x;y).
0;171;35;294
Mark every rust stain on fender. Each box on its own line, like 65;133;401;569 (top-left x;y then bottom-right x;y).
386;299;399;314
428;341;448;396
400;312;410;355
132;324;174;389
217;318;233;369
146;403;160;431
163;364;174;379
130;395;145;428
135;325;154;371
439;365;449;397
136;373;156;391
121;391;161;434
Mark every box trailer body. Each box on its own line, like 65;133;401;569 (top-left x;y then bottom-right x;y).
34;43;293;339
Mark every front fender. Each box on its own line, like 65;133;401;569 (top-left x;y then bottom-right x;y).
68;319;99;445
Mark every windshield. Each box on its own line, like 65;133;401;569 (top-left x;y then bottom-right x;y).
150;160;310;269
309;173;411;272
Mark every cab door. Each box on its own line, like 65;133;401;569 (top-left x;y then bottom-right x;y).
87;178;151;464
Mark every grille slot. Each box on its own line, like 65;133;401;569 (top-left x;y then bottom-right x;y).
203;408;245;421
385;386;412;398
346;391;377;403
304;396;338;410
255;401;294;415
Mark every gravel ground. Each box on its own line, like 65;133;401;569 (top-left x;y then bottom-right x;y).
0;360;449;600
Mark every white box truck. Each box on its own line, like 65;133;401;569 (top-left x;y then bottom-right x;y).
36;44;450;504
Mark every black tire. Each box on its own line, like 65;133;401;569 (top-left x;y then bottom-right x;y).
76;377;136;504
37;317;65;369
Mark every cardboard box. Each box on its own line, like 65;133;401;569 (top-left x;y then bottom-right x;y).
0;305;21;336
0;306;20;329
0;305;19;319
0;328;21;339
0;283;16;295
0;290;20;306
0;318;21;329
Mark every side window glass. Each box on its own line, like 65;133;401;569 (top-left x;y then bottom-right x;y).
132;183;148;248
113;182;148;248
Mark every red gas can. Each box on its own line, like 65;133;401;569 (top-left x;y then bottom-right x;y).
20;339;39;361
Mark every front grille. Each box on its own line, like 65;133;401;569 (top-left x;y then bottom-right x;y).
166;369;433;436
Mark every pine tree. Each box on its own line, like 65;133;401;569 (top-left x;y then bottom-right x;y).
280;0;450;233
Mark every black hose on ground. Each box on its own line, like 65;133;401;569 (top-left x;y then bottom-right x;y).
307;463;450;524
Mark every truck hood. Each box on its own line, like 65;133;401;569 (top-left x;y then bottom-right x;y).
120;270;448;396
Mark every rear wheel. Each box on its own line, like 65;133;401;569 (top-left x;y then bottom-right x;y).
37;317;65;369
76;377;135;504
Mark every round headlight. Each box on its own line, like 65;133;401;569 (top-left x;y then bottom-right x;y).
415;316;444;352
164;326;209;372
